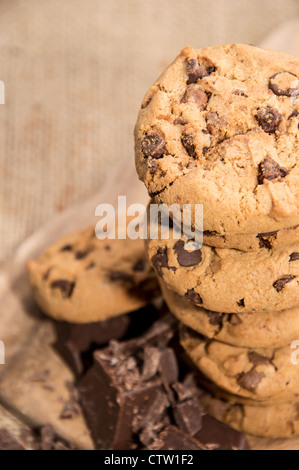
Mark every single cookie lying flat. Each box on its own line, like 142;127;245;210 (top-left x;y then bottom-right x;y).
135;44;299;238
161;283;299;349
28;226;159;323
180;326;299;404
146;229;299;313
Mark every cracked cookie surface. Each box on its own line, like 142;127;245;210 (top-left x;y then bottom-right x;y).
146;226;299;313
28;226;159;323
135;44;299;237
161;283;299;349
180;326;299;404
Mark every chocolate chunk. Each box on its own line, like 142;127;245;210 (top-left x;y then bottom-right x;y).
289;110;299;119
149;159;158;174
0;428;25;450
273;276;295;292
60;244;73;252
186;58;215;85
133;259;147;272
181;133;196;158
269;72;299;97
54;305;159;376
75;251;88;260
173;398;202;436
78;348;164;449
152;426;204;450
194;415;250;450
174;240;202;267
51;280;75;298
237;299;245;308
141;130;165;159
257;231;278;250
258;156;288;185
256;107;282;133
152;247;169;277
207;311;223;327
248;352;272;367
185;289;203;305
159;348;179;385
172;374;204;402
181;86;208;110
40;425;55;451
237;369;265;392
290;253;299;262
109;271;134;284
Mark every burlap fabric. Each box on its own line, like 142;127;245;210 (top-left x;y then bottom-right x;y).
0;0;299;263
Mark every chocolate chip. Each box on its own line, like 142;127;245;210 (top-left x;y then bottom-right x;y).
289;110;299;119
273;276;295;292
185;289;203;305
133;259;147;272
248;352;272;367
141;130;165;159
257;231;278;250
149;159;158;174
207;311;223;326
151;247;168;277
75;251;87;260
109;271;134;284
237;369;265;392
257;156;288;185
181;86;208;110
60;245;73;252
269;72;299;97
51;280;75;298
237;299;245;308
159;348;179;385
256;107;282;133
181;134;196;158
173;398;203;436
186;58;208;84
174;240;202;267
290;253;299;262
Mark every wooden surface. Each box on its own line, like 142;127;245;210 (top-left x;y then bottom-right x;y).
0;22;299;450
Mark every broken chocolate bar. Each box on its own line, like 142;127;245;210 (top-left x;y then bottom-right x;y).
54;304;160;376
152;426;204;451
78;315;250;450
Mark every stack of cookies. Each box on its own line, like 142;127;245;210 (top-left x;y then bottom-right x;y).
135;44;299;438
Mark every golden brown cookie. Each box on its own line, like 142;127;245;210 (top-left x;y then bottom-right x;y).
135;44;299;238
180;325;299;404
146;227;299;313
161;283;299;349
28;226;159;323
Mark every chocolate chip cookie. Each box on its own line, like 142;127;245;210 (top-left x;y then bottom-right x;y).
203;224;299;252
28;226;159;323
180;326;299;404
161;283;299;349
146;228;299;313
202;394;299;438
135;44;299;239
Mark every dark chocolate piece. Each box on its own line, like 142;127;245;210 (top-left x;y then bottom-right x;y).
152;426;204;450
0;428;25;450
194;415;250;450
54;305;159;376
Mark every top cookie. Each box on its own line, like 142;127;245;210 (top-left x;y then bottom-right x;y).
135;44;299;236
